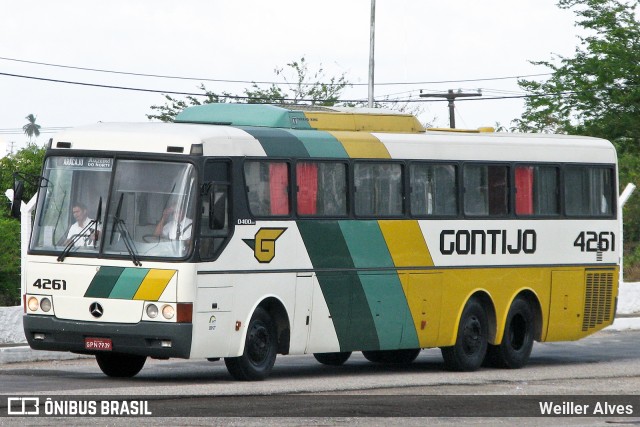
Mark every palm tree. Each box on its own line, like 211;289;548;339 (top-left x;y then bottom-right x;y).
23;114;41;143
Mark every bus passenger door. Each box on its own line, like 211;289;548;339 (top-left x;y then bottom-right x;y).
288;272;313;354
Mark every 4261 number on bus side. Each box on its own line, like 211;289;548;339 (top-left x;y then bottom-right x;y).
573;231;615;252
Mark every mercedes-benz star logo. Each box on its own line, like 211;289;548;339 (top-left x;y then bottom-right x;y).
89;302;104;318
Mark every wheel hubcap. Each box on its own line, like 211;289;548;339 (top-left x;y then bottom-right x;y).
509;314;527;351
462;315;482;355
247;322;270;365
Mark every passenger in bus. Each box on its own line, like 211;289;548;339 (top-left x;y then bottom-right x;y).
154;204;192;240
66;202;97;246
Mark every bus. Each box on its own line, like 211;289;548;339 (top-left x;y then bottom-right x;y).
19;104;619;380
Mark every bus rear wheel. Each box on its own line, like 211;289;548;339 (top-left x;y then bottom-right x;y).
313;352;352;366
95;352;146;378
362;349;421;364
484;297;534;369
225;307;277;381
441;298;488;371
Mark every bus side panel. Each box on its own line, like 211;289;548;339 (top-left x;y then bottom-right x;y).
190;283;235;359
288;273;314;355
225;273;297;358
545;268;618;341
435;267;552;348
305;277;342;354
402;272;443;347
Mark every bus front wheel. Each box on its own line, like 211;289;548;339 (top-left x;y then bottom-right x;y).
225;307;277;381
441;298;488;371
484;297;534;369
313;352;352;366
95;352;146;378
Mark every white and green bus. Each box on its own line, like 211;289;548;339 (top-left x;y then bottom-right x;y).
20;104;619;380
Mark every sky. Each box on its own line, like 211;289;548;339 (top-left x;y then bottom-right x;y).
0;1;580;151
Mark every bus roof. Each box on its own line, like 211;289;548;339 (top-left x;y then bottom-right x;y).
175;104;426;133
50;121;617;164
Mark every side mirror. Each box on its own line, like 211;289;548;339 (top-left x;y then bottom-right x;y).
208;186;227;230
10;179;24;219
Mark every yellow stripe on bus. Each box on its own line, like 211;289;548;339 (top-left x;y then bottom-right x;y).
329;131;391;159
379;220;438;347
133;269;176;301
378;220;434;267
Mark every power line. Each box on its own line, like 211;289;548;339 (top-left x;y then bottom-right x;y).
0;55;552;86
0;70;579;104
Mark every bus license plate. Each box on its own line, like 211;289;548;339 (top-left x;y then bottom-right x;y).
85;337;112;351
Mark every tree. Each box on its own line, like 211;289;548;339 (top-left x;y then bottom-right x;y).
0;143;46;215
515;0;640;277
147;57;351;122
0;216;20;305
515;0;640;147
0;144;45;305
22;114;41;142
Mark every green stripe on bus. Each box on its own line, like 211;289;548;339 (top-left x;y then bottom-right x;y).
241;127;310;158
339;221;419;350
85;266;125;298
297;220;380;351
109;268;150;299
286;129;349;158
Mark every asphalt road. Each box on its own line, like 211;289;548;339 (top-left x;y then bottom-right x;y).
1;329;640;425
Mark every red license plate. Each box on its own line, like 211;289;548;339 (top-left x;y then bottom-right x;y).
84;337;112;351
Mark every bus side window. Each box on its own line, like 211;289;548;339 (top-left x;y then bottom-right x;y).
515;165;559;216
565;166;614;217
200;161;230;260
354;162;403;217
410;163;457;216
296;161;347;217
244;160;291;217
515;166;534;215
463;164;509;217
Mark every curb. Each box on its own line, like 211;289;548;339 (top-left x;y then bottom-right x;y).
0;345;90;365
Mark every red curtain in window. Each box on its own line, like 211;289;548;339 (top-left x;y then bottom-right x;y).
269;163;289;215
296;163;318;215
515;166;534;215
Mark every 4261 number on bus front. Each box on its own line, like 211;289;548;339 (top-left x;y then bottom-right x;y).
32;278;67;291
573;231;615;252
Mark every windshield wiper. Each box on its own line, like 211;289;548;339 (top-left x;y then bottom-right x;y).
93;197;103;249
109;193;141;266
57;197;102;262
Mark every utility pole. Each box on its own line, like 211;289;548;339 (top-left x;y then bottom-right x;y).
420;89;482;128
368;0;376;108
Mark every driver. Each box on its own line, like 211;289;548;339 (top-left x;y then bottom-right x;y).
66;202;97;246
154;204;192;240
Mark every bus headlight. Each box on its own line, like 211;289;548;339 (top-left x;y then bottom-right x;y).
27;297;39;312
146;304;159;319
40;298;52;312
162;304;175;320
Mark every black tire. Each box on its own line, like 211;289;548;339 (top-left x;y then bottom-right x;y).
225;307;277;381
484;297;534;369
362;349;421;364
95;352;146;378
441;298;488;372
313;352;352;366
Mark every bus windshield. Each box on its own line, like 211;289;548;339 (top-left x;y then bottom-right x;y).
30;156;197;260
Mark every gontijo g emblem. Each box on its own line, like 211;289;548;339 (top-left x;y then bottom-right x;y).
243;228;287;263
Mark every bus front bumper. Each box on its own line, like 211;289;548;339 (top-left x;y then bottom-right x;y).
23;315;192;359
